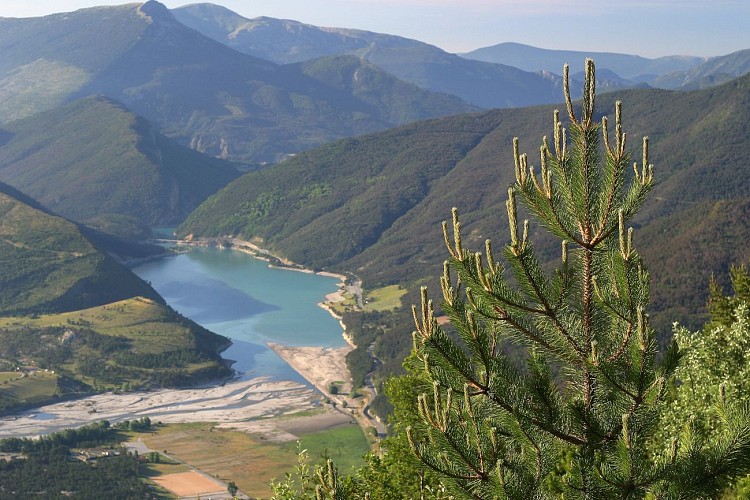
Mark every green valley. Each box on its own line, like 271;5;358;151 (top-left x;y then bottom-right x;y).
0;180;230;412
180;72;750;403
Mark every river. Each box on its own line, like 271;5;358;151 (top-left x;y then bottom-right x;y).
131;245;346;382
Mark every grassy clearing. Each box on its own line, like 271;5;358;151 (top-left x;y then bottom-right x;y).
0;298;195;352
284;424;370;474
136;420;369;498
0;371;57;404
0;372;20;383
326;294;358;315
326;285;406;315
140;461;191;478
364;285;407;312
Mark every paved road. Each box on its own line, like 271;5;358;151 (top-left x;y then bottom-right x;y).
347;279;364;308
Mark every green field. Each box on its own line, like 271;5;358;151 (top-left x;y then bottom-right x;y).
328;285;407;315
0;372;21;383
0;297;195;352
0;370;58;408
284;424;371;473
136;420;369;498
363;285;407;312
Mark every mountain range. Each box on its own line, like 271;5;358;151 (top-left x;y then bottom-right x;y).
651;48;750;89
172;3;566;108
0;1;475;165
171;4;750;101
461;42;704;82
3;1;747;170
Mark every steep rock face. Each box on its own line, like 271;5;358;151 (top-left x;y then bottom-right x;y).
0;96;240;234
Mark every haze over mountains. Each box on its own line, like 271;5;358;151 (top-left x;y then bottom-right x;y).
0;1;475;165
461;43;705;83
2;0;746;171
172;3;565;109
172;4;750;99
1;0;750;418
651;48;750;89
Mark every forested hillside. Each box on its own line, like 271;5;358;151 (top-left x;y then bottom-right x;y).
180;73;750;389
0;96;240;237
0;180;231;410
0;181;163;316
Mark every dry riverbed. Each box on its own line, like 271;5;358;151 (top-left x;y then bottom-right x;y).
0;376;318;439
0;346;360;441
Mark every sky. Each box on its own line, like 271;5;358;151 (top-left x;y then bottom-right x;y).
0;0;748;59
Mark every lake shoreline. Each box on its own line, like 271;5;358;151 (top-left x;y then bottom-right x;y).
0;239;375;441
168;238;380;435
166;236;361;346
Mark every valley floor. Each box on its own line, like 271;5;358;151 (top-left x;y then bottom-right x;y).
0;375;318;440
0;341;376;442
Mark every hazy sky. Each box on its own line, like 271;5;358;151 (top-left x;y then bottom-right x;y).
1;0;748;58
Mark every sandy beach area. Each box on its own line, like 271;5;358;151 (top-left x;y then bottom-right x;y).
268;343;354;394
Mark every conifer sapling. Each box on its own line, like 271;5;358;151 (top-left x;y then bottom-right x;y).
406;59;750;498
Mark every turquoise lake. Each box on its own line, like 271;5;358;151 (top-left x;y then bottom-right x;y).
131;247;344;382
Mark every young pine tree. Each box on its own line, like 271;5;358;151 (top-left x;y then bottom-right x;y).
407;60;750;498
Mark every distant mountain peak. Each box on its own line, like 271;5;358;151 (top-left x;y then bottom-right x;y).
138;0;173;22
462;42;704;82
